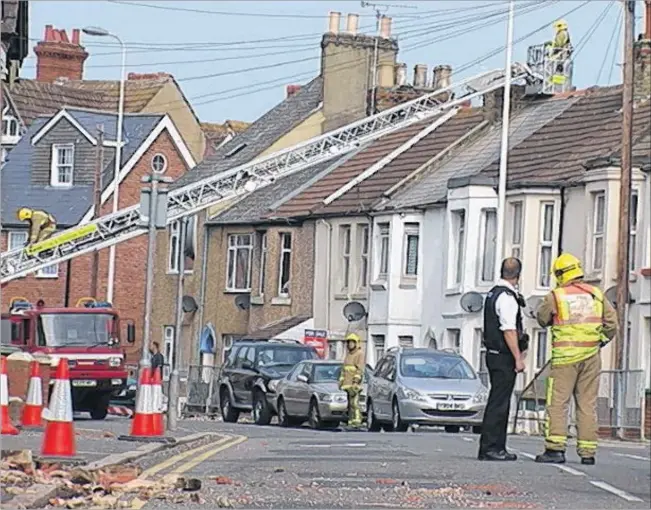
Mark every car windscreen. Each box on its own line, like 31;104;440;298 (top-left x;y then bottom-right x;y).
37;313;115;347
313;364;341;382
399;353;476;380
256;346;316;368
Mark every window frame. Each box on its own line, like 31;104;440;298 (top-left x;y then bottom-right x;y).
258;232;267;297
277;232;292;297
449;209;466;287
510;201;524;259
402;222;419;279
225;233;253;292
339;225;351;292
446;328;461;353
535;329;548;370
162;325;175;381
50;143;75;187
479;208;497;284
629;189;639;271
537;202;555;289
371;334;385;365
377;222;390;280
8;231;57;278
590;191;606;273
168;217;197;274
358;224;370;291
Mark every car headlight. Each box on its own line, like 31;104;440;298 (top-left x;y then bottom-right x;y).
109;357;121;367
317;392;333;402
402;388;426;401
473;387;489;404
267;380;279;393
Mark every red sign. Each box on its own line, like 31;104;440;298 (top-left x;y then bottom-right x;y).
303;329;328;358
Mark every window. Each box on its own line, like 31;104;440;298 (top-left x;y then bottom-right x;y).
446;328;461;352
372;334;385;365
590;192;606;272
162;326;175;381
2;113;20;143
339;225;351;291
278;232;292;297
8;231;57;277
537;203;555;288
151;153;167;174
222;334;241;362
377;223;390;279
450;210;466;285
50;144;74;187
168;221;180;273
258;232;267;296
358;224;369;290
480;209;497;283
398;335;414;348
535;330;548;370
168;218;196;273
473;328;484;368
510;201;523;258
38;263;59;278
629;190;638;271
226;234;253;291
403;223;419;277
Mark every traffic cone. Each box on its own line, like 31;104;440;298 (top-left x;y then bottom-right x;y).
21;361;44;429
151;368;164;436
1;357;19;435
41;359;76;457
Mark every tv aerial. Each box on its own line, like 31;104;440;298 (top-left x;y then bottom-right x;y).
524;296;543;319
343;301;368;322
459;292;484;313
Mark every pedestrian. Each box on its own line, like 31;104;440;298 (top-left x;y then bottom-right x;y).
17;207;57;246
338;333;364;429
534;253;617;465
150;341;165;379
478;257;529;461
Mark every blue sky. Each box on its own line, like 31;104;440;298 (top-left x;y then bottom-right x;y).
23;1;641;124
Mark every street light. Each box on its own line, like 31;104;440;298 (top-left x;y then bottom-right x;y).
82;26;127;304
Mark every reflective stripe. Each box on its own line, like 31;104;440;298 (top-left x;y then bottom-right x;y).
547;435;568;446
577;440;598;448
553;341;601;348
343;366;357;372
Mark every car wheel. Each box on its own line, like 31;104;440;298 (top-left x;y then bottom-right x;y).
253;390;272;425
472;425;482;434
366;400;381;432
392;399;409;432
220;388;240;423
445;425;461;433
308;399;323;429
277;398;291;427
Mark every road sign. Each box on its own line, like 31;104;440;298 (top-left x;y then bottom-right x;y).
304;329;328;358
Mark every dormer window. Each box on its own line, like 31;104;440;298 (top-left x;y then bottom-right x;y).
2;114;21;144
50;143;74;187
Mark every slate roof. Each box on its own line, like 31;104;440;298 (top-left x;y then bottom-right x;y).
245;315;312;340
174;76;324;189
272;108;487;218
1;109;162;227
201;120;251;157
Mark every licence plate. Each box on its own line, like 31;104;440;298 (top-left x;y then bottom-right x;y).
436;402;465;410
72;380;97;387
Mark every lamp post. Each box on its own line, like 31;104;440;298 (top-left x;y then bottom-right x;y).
82;26;126;304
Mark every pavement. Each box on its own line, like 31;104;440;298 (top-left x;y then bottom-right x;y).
2;414;650;509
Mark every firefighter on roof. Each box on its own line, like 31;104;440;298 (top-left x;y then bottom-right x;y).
17;208;57;246
551;19;571;57
534;253;617;466
338;333;364;429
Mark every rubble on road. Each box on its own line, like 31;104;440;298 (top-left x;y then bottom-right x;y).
1;450;204;508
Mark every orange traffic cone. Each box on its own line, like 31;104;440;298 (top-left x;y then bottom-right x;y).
1;356;19;435
151;368;165;436
41;359;76;457
21;361;44;429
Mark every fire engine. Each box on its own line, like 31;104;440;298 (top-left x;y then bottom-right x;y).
0;297;135;419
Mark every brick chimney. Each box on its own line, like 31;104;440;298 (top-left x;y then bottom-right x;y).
286;84;302;97
34;25;89;83
634;0;651;100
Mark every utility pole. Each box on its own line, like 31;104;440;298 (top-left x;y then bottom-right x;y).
90;125;105;298
613;0;635;439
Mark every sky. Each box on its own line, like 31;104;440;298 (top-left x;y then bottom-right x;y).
23;0;643;124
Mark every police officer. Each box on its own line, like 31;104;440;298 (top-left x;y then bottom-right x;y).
478;257;529;461
535;253;617;465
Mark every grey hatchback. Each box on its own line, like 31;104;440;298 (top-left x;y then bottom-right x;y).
366;347;488;433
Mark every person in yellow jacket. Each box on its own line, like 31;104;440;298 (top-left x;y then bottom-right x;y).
17;208;57;246
551;19;571;57
338;333;364;429
535;253;618;465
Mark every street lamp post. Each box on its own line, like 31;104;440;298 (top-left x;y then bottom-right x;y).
82;26;126;304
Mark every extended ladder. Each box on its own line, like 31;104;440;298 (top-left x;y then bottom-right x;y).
1;64;539;283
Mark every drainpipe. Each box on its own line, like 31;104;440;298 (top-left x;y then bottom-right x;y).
64;259;72;307
364;213;375;366
196;218;210;366
318;219;333;355
557;186;566;253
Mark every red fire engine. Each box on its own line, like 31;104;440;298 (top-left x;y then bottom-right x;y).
0;297;135;419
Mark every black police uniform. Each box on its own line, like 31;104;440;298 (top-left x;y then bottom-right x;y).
478;285;527;457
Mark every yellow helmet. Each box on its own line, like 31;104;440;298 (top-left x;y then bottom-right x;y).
554;19;568;31
17;208;33;221
345;333;361;347
551;252;584;285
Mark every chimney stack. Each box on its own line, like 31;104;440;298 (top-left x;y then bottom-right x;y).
379;16;392;38
633;1;651;100
346;13;359;35
286;84;302;97
328;11;341;34
34;25;89;83
395;63;407;86
413;64;428;87
432;65;452;90
645;0;651;40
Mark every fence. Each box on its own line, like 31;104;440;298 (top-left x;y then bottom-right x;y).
183;364;222;416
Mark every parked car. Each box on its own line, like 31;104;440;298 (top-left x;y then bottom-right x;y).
366;347;488;433
218;339;318;425
272;360;369;429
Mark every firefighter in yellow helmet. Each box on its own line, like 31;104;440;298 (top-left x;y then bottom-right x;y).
534;253;618;465
551;19;571;57
338;333;364;429
17;208;57;246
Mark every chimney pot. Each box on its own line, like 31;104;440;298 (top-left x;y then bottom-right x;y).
432;65;452;90
414;64;428;88
328;11;341;34
379;16;392;38
72;29;80;45
44;25;54;41
645;0;651;40
34;25;89;83
346;13;359;35
286;84;302;97
395;63;407;86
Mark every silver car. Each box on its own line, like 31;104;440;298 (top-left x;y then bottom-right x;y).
366;347;488;433
272;360;368;429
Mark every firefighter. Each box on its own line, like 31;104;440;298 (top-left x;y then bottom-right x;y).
338;333;364;429
17;208;57;246
551;19;571;58
534;253;618;465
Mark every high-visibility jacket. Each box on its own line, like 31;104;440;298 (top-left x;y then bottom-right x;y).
550;282;604;366
553;29;570;50
28;210;56;243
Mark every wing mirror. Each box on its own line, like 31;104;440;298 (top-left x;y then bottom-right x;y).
297;374;309;383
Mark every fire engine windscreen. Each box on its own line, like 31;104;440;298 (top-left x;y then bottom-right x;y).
37;313;116;347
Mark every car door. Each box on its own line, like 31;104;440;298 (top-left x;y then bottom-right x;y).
376;355;396;418
282;362;303;415
230;347;248;404
293;363;314;416
241;347;258;406
368;357;387;416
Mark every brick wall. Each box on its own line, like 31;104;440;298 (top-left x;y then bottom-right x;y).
6;356;51;422
1;129;191;364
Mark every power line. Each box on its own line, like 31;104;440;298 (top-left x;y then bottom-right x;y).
597;5;622;84
571;1;614;59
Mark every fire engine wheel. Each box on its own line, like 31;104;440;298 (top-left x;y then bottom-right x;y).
90;399;109;420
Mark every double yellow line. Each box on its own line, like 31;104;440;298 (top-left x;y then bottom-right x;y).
139;433;247;479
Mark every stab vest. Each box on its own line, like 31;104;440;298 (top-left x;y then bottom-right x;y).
483;285;524;354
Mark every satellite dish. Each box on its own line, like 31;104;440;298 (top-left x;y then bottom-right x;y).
605;286;618;307
460;292;484;313
234;294;250;311
184;217;196;260
182;295;198;313
524;296;543;319
343;301;367;322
